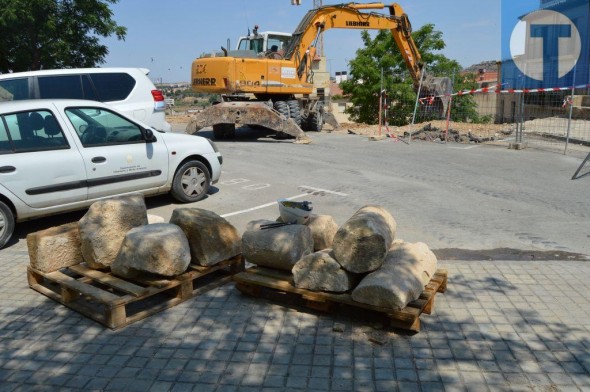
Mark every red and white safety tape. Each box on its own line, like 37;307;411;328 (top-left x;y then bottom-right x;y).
419;83;590;105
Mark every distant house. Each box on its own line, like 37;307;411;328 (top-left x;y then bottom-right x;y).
328;79;352;123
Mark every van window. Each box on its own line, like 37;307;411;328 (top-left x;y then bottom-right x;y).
82;76;99;101
89;73;136;102
39;75;84;99
2;110;69;152
0;78;29;101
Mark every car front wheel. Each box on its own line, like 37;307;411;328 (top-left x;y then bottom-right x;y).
171;161;211;203
0;201;15;249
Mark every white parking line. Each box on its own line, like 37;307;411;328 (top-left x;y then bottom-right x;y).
449;145;480;150
299;185;348;197
221;194;308;218
220;186;348;218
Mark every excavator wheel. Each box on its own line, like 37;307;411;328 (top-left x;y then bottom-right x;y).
273;101;294;139
287;100;302;127
274;101;290;118
307;111;323;132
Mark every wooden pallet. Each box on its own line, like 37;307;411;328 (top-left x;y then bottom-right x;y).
27;255;245;329
234;267;447;332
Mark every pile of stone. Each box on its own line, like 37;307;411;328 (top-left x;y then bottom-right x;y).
27;194;241;280
242;205;438;311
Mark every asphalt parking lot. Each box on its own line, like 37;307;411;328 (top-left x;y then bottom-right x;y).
1;129;589;391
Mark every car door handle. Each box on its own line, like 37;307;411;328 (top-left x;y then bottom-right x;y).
91;156;107;163
0;166;16;174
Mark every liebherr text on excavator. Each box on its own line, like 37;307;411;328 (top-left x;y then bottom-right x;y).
187;2;450;142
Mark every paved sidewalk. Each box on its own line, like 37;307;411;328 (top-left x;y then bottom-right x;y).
1;239;589;391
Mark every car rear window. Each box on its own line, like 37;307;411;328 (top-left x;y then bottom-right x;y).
89;73;136;102
0;78;29;101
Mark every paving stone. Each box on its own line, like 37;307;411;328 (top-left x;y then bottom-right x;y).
3;248;590;392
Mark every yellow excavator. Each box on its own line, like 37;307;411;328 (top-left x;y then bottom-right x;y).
187;2;450;142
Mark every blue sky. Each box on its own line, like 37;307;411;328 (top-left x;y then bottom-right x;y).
102;0;501;83
500;0;538;60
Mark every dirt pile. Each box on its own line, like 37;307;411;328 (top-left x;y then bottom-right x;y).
333;120;514;142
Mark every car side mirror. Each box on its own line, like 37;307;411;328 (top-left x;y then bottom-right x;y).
144;128;156;142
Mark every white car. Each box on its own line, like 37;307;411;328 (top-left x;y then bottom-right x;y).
0;99;222;248
0;68;171;132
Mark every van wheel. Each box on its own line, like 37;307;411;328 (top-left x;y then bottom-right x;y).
171;161;211;203
0;201;15;249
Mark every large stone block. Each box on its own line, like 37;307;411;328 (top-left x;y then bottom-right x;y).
27;223;82;273
170;208;241;266
308;215;339;251
351;241;438;310
79;194;148;269
111;223;191;279
242;222;313;271
332;205;397;273
247;219;277;231
292;249;356;292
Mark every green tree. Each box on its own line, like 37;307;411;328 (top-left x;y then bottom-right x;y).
0;0;126;73
340;24;481;126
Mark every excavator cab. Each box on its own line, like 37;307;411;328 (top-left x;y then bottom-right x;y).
236;30;292;56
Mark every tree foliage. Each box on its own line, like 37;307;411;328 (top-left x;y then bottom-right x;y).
340;24;484;125
0;0;126;73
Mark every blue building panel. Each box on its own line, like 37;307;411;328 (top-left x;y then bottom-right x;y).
502;0;590;89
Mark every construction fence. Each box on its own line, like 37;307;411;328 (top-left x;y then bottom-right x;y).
410;81;590;159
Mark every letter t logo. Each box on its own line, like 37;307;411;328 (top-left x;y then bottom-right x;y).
530;24;572;83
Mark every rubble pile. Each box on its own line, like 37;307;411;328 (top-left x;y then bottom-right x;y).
406;123;498;143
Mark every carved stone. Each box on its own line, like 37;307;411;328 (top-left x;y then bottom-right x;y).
27;223;82;273
242;223;313;271
111;223;191;279
292;249;356;292
79;194;148;269
351;241;438;310
332;205;397;273
170;208;241;266
307;215;339;251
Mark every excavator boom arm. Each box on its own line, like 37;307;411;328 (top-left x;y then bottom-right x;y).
284;2;423;87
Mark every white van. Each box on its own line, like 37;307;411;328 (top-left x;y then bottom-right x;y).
0;68;171;131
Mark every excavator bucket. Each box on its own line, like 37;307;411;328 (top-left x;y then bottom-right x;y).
322;111;341;131
185;101;311;144
420;76;453;116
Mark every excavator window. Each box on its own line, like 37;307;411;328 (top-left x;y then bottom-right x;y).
267;36;291;54
238;38;264;53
